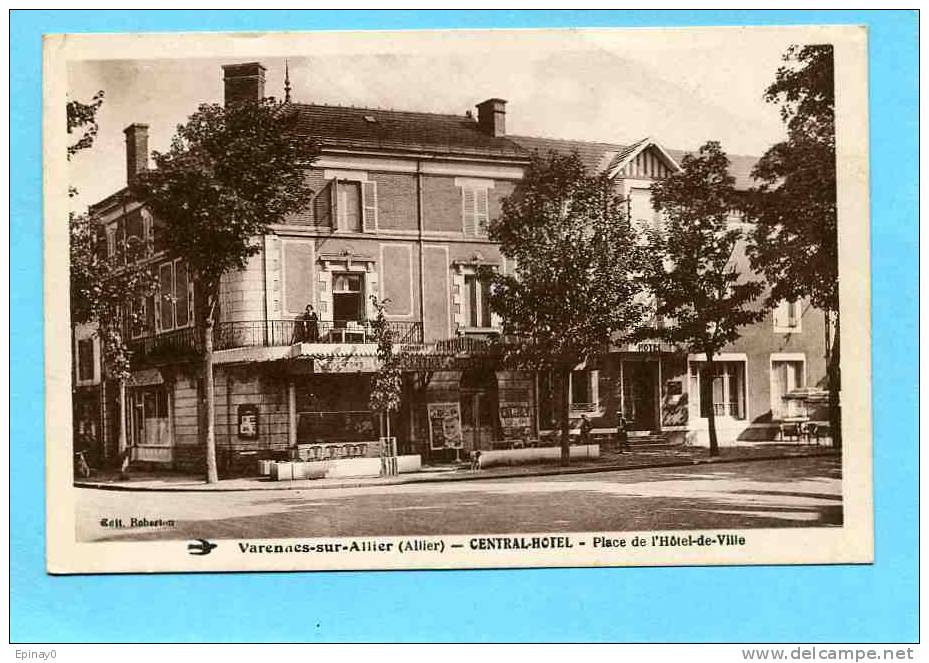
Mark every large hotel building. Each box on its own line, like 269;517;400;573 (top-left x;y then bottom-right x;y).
72;61;828;474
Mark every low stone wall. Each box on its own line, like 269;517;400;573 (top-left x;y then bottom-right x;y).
478;444;599;469
266;455;422;481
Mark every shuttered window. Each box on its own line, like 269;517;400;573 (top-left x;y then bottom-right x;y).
362;180;378;231
317;178;376;233
313;180;335;228
773;300;802;332
462;187;489;236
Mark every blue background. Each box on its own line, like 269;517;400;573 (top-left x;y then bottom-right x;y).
10;10;918;643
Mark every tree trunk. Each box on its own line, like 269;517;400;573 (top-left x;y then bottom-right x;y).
559;368;571;465
705;352;720;457
203;315;219;484
828;311;842;450
117;378;128;456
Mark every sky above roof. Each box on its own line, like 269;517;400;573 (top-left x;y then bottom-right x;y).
67;27;811;210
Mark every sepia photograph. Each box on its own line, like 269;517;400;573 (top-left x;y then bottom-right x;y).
44;25;872;574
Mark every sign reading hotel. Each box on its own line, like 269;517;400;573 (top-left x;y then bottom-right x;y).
313;355;379;374
427;402;463;450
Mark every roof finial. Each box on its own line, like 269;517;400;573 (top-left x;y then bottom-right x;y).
284;60;292;103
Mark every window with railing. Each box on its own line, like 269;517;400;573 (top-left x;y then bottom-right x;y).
690;361;746;420
570;369;599;413
771;359;805;420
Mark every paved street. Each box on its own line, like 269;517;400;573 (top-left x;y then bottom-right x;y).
76;456;842;542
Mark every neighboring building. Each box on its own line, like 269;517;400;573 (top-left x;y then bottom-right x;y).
74;61;830;475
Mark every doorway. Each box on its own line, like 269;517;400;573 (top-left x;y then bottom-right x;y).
459;369;498;451
621;361;659;431
129;385;173;462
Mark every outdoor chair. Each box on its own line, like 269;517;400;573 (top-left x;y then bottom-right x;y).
799;422;820;445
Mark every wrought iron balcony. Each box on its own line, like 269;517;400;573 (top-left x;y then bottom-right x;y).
127;319;424;366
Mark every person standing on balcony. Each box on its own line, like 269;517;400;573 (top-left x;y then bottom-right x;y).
304;304;319;342
294;304;319;343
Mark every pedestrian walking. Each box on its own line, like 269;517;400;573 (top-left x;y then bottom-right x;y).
616;413;630;453
579;414;593;446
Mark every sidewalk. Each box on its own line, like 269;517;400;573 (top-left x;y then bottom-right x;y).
74;442;839;493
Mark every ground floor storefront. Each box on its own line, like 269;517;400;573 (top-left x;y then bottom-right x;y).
82;346;828;476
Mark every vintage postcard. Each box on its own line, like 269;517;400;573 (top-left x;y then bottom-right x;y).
44;25;872;574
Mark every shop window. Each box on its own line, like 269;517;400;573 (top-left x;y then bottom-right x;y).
130;385;170;448
77;338;95;382
773;299;802;332
462;274;492;328
570;370;599;413
771;359;805;419
332;272;365;323
691;361;746;419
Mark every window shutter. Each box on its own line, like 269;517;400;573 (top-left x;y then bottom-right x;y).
106;228;115;259
462;188;477;235
362;180;378;231
144;213;155;254
314;180;334;228
188;277;195;327
787;300;799;327
772;301;786;329
475;188;489;234
154;282;162;333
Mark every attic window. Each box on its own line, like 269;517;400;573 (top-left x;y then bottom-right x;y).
363;115;377;123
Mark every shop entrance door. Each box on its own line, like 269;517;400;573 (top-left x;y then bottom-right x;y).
460;369;498;452
129;385;173;463
622;361;659;432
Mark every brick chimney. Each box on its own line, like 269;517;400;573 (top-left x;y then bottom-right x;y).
222;62;266;106
123;123;149;188
476;98;507;137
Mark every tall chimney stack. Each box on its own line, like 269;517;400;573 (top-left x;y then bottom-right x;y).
123;123;149;189
476;98;507;137
222;62;267;106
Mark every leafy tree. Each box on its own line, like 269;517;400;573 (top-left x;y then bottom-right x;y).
485;151;646;464
133;99;318;483
748;44;841;447
368;296;403;441
67;90;104;161
69;90;156;466
641;141;765;456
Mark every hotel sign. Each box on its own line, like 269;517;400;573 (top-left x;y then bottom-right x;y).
313;355;380;374
623;342;674;354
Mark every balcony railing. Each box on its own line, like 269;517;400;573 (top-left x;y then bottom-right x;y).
711;402;744;419
127;319;424;365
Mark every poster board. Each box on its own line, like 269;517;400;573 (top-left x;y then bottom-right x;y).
499;403;532;439
427;402;463;450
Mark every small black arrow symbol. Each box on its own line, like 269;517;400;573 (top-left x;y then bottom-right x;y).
188;539;217;556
